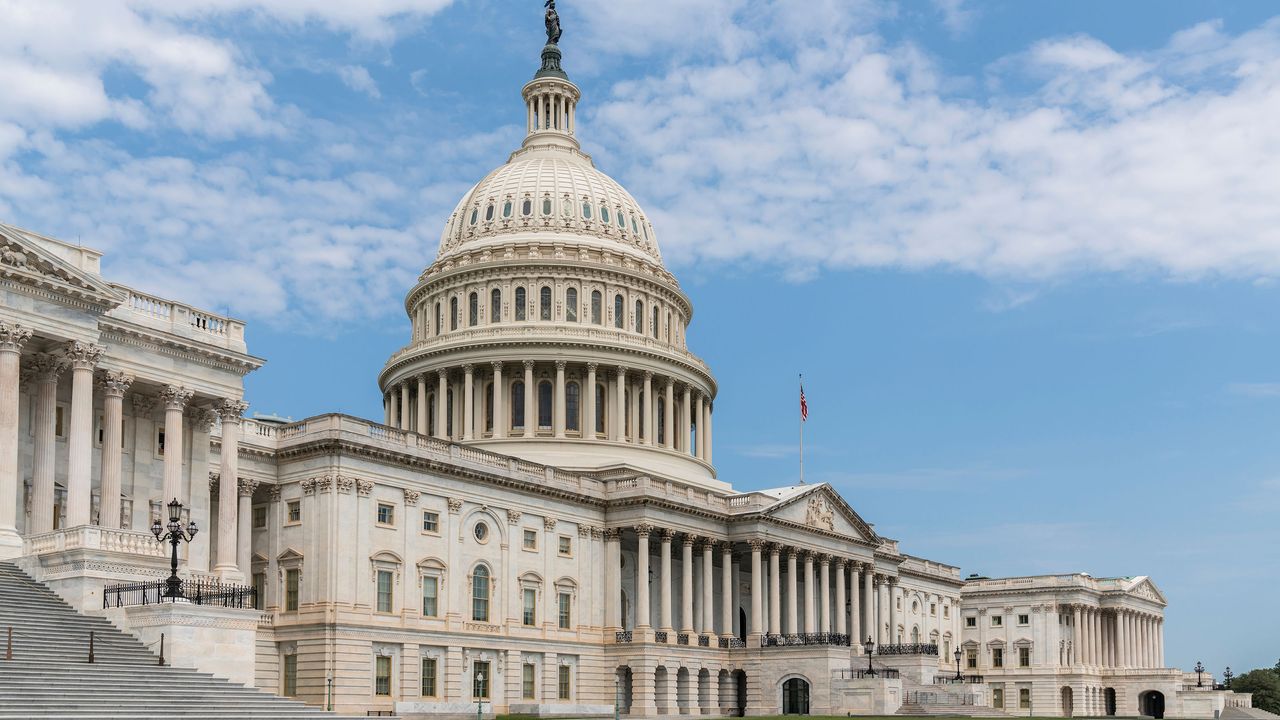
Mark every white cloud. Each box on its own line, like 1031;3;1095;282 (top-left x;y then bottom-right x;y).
932;0;975;35
1226;382;1280;399
338;66;382;99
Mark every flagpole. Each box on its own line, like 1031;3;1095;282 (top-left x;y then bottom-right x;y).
799;374;805;485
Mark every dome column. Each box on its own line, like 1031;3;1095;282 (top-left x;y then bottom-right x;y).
584;363;597;439
492;362;505;439
612;367;626;442
523;361;535;437
705;400;714;464
462;365;475;441
416;374;428;435
642;372;653;446
399;381;411;431
435;370;448;440
695;392;705;461
553;360;566;438
663;378;675;450
681;384;692;454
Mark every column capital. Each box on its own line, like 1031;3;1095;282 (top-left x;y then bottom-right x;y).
818;553;831;566
767;543;782;557
748;538;766;552
634;523;653;538
461;363;474;374
438;368;450;380
523;360;535;371
718;540;734;554
586;361;598;372
643;370;653;381
543;516;558;531
97;370;134;398
189;406;218;433
554;359;567;371
215;398;249;422
787;548;799;561
603;527;622;541
615;365;627;379
682;533;697;548
237;478;259;497
28;353;65;382
490;361;504;373
61;341;104;371
658;527;674;541
0;322;32;351
160;384;194;411
886;574;898;586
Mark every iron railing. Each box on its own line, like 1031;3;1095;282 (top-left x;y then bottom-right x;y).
906;691;975;705
762;633;850;647
697;635;711;647
834;668;900;679
718;637;746;649
615;631;633;643
654;631;669;644
103;579;257;609
676;633;689;646
934;675;986;684
879;642;939;656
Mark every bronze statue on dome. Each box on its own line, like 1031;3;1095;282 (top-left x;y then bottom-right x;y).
545;0;562;45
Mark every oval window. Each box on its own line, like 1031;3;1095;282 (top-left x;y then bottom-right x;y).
543;197;553;215
470;208;478;226
616;209;625;228
474;522;489;542
485;204;495;221
601;207;611;224
522;199;533;216
582;202;592;220
502;201;512;218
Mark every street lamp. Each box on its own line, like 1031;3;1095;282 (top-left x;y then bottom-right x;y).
863;637;876;677
1223;667;1233;689
1195;661;1205;688
476;671;485;720
150;498;198;599
954;648;963;681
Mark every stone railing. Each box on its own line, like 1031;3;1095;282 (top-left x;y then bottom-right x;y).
24;526;167;558
109;284;246;351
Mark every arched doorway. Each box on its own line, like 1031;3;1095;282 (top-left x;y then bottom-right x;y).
655;667;670;715
782;677;810;715
733;670;747;717
1105;688;1117;716
1140;691;1165;719
738;609;747;642
1061;687;1074;718
615;667;633;715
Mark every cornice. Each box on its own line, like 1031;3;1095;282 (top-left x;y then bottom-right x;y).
99;319;265;375
0;276;120;315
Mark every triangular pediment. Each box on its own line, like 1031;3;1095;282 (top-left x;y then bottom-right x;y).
0;223;124;309
1125;577;1167;605
761;484;879;543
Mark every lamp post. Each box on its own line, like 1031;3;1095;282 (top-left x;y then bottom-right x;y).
476;671;485;720
954;648;963;681
1223;667;1233;689
150;498;198;599
863;637;876;677
1195;661;1204;688
327;676;333;711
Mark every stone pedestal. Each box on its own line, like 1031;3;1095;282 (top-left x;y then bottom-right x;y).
15;526;169;613
105;602;259;688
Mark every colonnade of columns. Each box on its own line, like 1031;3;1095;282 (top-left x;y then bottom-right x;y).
383;362;714;463
1068;605;1164;669
525;86;576;136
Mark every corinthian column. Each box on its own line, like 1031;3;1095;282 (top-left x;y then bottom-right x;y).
635;525;651;630
97;372;133;530
612;367;626;442
786;550;799;634
835;559;847;636
0;323;32;556
681;384;692;453
29;354;63;534
160;384;194;506
663;379;674;450
768;545;781;634
701;539;714;632
658;529;673;632
236;478;259;577
681;535;695;633
63;342;103;527
720;542;733;637
1072;605;1083;667
553;360;566;438
642;371;653;446
862;566;875;644
694;393;705;460
215;399;248;581
819;555;832;634
462;364;474;440
749;539;764;637
416;374;428;434
584;363;596;439
803;552;816;634
491;363;505;439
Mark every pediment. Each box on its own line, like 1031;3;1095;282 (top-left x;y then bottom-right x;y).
0;224;124;309
1126;577;1167;605
762;484;879;543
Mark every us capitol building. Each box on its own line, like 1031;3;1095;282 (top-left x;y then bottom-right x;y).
0;9;1255;720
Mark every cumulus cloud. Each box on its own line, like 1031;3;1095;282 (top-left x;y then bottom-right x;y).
338;65;382;98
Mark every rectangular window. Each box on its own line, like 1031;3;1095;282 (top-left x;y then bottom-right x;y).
422;577;438;617
375;655;392;696
993;688;1004;709
1019;647;1031;667
252;572;264;611
944;605;950;618
557;665;571;700
993;647;1004;668
558;535;572;556
930;603;937;616
558;592;571;629
422;511;439;533
252;505;267;528
966;649;977;669
285;568;300;611
377;503;394;526
991;615;1003;627
523;529;537;550
965;616;977;628
282;653;298;696
523;663;536;699
286;500;301;524
1019;688;1031;709
421;657;438;697
56;405;67;439
1018;613;1030;625
522;588;537;626
376;570;393;613
473;661;490;699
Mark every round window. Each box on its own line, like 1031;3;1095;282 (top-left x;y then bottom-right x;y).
474;522;489;542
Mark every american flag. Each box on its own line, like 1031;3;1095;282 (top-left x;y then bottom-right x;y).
800;384;808;422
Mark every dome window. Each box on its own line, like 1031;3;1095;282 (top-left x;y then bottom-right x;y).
522;199;533;216
651;306;659;339
542;197;553;216
601;207;610;224
581;201;592;220
485;204;495;222
631;215;639;234
515;287;527;321
566;382;580;432
450;297;459;331
616;209;625;228
613;295;624;329
502;201;512;218
565;288;578;322
470;208;478;226
511;381;525;430
538;381;553;429
469;292;479;326
590;291;602;325
490;289;502;322
539;286;552;320
634;300;643;334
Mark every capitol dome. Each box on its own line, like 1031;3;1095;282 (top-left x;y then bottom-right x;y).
378;36;720;488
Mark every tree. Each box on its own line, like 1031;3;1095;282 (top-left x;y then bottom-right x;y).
1232;669;1280;716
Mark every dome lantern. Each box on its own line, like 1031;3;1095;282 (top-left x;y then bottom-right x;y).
522;1;579;151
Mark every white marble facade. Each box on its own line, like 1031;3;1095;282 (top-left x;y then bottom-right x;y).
0;29;1251;720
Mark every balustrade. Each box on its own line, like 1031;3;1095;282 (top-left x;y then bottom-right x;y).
879;642;939;656
762;633;850;648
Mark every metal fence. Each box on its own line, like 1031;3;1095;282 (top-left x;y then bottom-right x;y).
878;642;939;656
833;668;901;680
762;633;851;647
103;579;257;609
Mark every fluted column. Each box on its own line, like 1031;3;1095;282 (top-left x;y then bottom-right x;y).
462;364;474;440
99;373;134;530
768;546;781;634
862;567;875;644
1157;618;1164;667
605;529;621;629
887;577;899;644
552;360;566;438
694;393;705;460
720;542;733;636
491;363;505;439
663;379;674;450
214;398;248;580
236;479;258;576
875;575;888;645
584;363;596;439
749;540;763;637
435;370;448;440
0;324;32;555
1117;611;1128;668
63;342;102;527
159;385;193;508
701;539;714;633
680;385;692;453
835;559;847;637
818;555;832;634
849;562;861;643
641;371;653;446
399;381;411;431
658;529;673;631
803;552;816;634
523;361;535;437
628;378;639;442
786;550;799;633
29;355;62;534
704;400;713;465
612;367;626;442
1072;605;1083;667
416;375;428;435
681;535;695;633
635;526;651;630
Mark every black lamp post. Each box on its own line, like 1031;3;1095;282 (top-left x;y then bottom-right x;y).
151;498;198;599
1223;667;1233;689
863;637;876;677
954;648;964;681
1195;661;1205;688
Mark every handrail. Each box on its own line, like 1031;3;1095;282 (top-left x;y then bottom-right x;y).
103;578;256;609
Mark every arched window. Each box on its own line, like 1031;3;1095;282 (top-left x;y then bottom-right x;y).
511;381;525;430
595;384;606;435
515;287;527;321
566;382;580;432
591;291;602;325
522;198;532;216
490;289;501;322
484;383;493;432
582;201;592;220
540;286;552;320
450;297;458;331
502;200;512;218
446;389;454;437
484;203;494;221
613;295;624;329
468;292;479;327
657;396;665;445
538;381;553;429
651;306;658;338
565;288;578;322
434;303;442;336
472;566;490;622
666;311;672;343
634;300;643;334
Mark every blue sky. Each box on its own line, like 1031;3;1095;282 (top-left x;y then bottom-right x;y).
1;0;1277;673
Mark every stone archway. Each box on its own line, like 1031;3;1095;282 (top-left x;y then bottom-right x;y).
1105;687;1117;716
655;667;671;715
782;677;810;715
1140;691;1165;719
615;667;633;715
1061;686;1074;717
698;669;712;716
677;667;692;715
733;670;747;717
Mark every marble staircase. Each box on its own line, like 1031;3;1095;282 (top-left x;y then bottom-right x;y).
0;562;369;719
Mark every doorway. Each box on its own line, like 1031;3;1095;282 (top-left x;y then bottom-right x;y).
1140;691;1165;719
1061;686;1074;717
782;678;810;715
1105;687;1117;716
